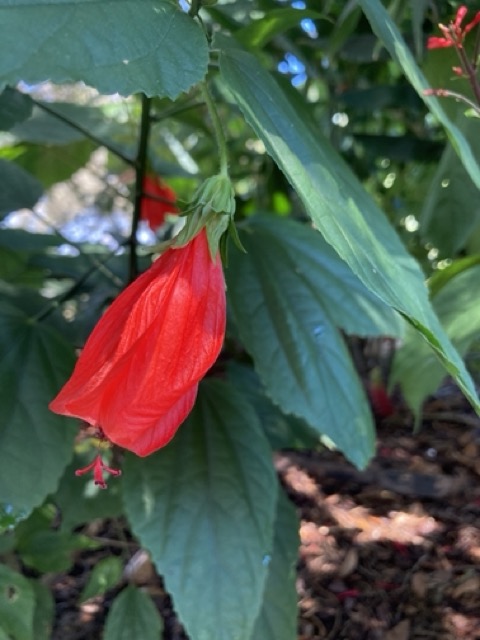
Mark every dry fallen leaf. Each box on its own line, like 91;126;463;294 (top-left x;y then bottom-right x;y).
385;618;410;640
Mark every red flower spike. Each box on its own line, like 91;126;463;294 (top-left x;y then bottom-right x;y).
50;229;226;456
75;454;121;489
428;5;480;49
141;175;178;231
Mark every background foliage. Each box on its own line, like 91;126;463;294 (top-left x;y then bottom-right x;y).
1;1;480;638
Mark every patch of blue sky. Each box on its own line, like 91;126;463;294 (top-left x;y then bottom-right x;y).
278;52;306;86
301;18;318;38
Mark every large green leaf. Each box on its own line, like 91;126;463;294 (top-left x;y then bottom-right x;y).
358;0;480;189
218;40;480;415
0;565;35;640
123;380;278;640
0;301;76;516
392;265;480;415
251;489;299;640
0;1;208;99
226;216;378;467
0;159;43;217
103;586;163;640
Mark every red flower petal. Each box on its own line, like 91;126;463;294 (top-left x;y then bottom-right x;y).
50;229;225;456
140;175;178;231
454;5;468;29
427;36;454;49
464;11;480;34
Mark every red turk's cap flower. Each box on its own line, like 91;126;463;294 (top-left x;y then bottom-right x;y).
141;175;178;231
428;5;480;49
49;229;226;456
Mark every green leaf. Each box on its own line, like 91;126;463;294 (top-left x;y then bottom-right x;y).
53;453;123;532
123;380;278;640
80;557;123;603
420;118;480;257
0;159;43;217
226;216;393;466
392;264;480;415
16;139;95;187
17;530;96;573
428;255;480;297
30;581;54;640
0;87;32;130
251;489;299;640
0;531;16;554
357;0;480;189
218;40;480;416
0;248;45;288
103;585;163;640
0;1;208;99
0;564;35;640
0;301;76;516
236;8;323;49
0;229;62;252
10;103;107;144
226;362;318;450
243;216;403;337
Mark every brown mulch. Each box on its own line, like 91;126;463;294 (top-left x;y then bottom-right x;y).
49;388;480;640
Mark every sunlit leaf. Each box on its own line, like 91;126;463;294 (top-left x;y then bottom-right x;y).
218;39;480;416
0;0;208;99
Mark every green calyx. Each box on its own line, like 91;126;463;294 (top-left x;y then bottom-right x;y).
172;174;237;259
194;173;236;218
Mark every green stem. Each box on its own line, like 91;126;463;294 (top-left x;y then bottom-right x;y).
129;94;152;282
32;99;135;166
201;82;229;175
188;0;201;17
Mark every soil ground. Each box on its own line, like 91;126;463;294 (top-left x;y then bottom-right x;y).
50;385;480;640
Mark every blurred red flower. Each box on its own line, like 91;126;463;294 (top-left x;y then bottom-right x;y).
428;5;480;49
141;175;178;230
49;229;225;456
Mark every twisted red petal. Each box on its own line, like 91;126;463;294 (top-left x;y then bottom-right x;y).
50;229;226;456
